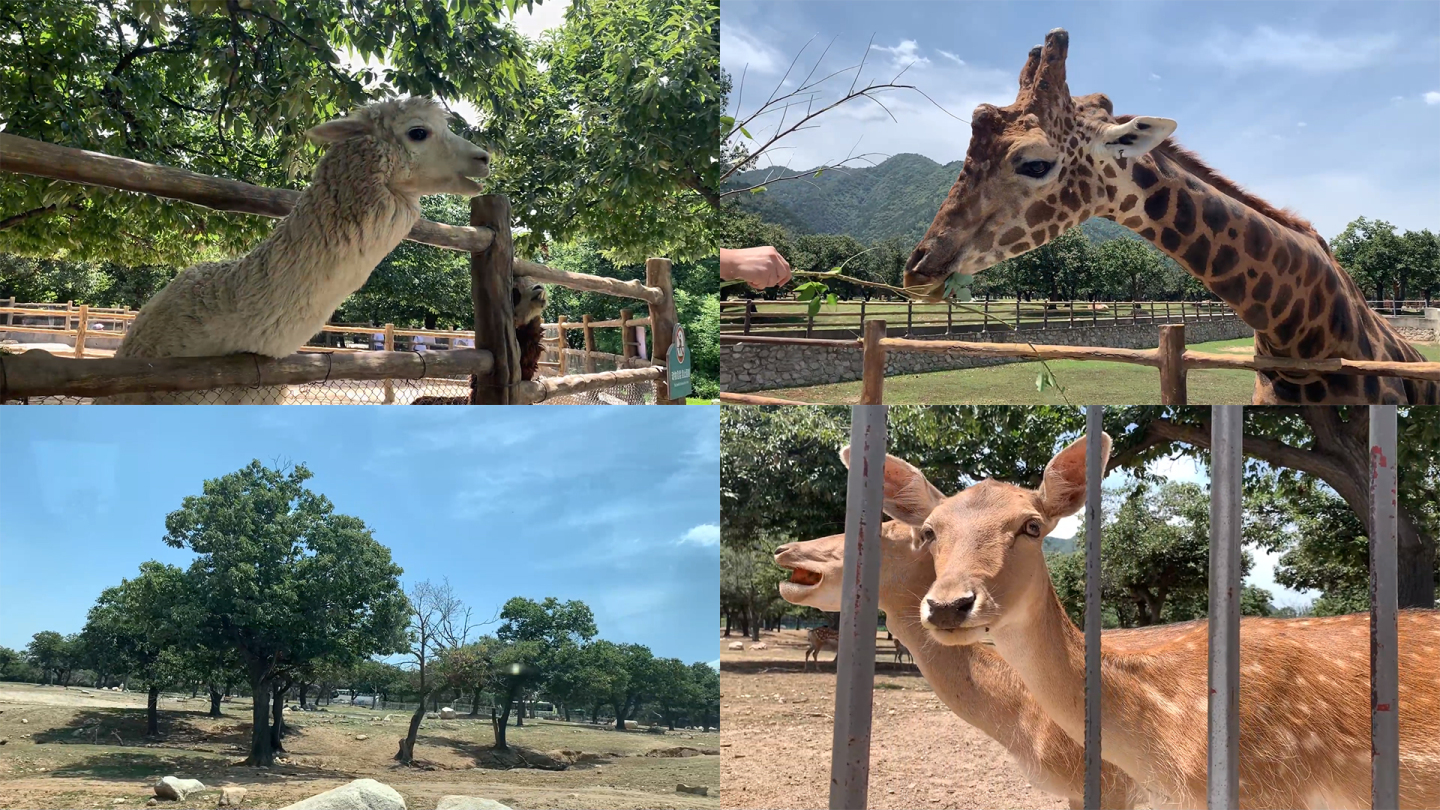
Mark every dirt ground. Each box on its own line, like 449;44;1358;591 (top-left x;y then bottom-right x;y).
0;683;718;810
720;629;1066;810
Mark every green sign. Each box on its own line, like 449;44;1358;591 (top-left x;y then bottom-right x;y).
666;325;693;399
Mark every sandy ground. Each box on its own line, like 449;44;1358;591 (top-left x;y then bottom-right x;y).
0;683;718;810
720;630;1066;810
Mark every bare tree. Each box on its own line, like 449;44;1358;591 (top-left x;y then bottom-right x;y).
721;35;959;199
394;579;474;765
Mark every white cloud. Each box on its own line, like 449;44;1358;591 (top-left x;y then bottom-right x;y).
938;50;966;67
721;21;785;76
870;39;929;72
680;523;720;547
1200;26;1400;73
1296;122;1307;127
1149;72;1162;81
1391;95;1405;102
1425;91;1440;105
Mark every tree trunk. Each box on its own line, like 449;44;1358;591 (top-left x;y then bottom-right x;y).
723;614;730;636
298;682;309;709
564;706;572;722
209;685;223;718
469;687;482;717
395;696;426;764
246;673;274;766
495;690;515;750
516;696;525;727
146;686;160;736
269;684;286;753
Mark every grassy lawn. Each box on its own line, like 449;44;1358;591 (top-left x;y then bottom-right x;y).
760;338;1440;405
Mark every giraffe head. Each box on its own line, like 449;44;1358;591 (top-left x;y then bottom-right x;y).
904;29;1177;300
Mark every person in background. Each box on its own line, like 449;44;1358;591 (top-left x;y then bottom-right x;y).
720;246;791;290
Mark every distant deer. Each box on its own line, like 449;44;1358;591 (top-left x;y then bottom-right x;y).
804;626;839;671
892;637;912;665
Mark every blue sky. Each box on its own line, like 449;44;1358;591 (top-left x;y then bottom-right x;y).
0;407;719;664
722;0;1440;239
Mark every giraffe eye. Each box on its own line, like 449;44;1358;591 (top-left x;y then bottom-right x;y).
1017;160;1053;178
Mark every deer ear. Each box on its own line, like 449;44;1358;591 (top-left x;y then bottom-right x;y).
307;114;374;145
839;447;945;526
1038;432;1111;519
1094;117;1175;160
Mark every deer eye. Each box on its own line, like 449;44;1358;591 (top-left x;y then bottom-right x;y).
407;127;429;142
1022;519;1044;537
1017;160;1053;178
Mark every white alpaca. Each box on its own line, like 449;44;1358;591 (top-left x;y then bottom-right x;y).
102;97;489;404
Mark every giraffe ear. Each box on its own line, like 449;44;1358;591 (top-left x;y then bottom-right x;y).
1094;116;1176;160
839;446;945;526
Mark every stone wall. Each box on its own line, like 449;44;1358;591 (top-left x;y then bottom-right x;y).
721;318;1255;393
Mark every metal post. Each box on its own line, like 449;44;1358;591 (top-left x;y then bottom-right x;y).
1083;406;1104;810
1369;405;1399;810
829;405;888;810
1208;405;1242;810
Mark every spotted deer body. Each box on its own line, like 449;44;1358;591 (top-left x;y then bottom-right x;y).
804;626;839;671
906;29;1437;404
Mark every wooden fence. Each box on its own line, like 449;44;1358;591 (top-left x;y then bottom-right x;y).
0;133;682;404
720;297;1236;337
718;321;1440;405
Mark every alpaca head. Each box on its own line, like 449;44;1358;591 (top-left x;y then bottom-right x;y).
307;97;490;197
511;276;547;327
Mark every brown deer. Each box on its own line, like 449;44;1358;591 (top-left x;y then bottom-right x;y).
888;433;1440;808
891;637;911;665
804;625;839;671
777;510;1192;807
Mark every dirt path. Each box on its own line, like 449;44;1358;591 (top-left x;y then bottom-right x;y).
0;683;718;809
720;630;1065;810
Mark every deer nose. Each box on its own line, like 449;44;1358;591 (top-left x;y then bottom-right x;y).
774;543;793;556
926;594;976;629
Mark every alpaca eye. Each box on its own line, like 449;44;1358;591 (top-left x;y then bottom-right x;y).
1023;519;1043;537
1017;160;1052;178
407;127;429;142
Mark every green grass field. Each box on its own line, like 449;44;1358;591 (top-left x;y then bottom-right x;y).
759;338;1440;405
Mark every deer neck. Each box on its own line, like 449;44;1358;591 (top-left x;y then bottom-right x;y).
1099;149;1417;369
986;579;1180;796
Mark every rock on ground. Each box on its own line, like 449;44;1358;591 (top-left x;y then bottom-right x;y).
676;784;709;796
727;642;743;650
279;779;406;810
154;776;206;801
439;707;457;719
218;786;248;807
435;798;513;810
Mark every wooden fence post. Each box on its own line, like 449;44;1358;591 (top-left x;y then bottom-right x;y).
3;297;13;328
861;319;887;405
73;304;89;359
1016;297;1022;329
645;257;680;404
906;301;913;336
1158;324;1187;405
582;313;596;373
471;195;519;404
806;307;815;338
382;323;395;404
743;300;754;334
619;308;634;359
556;315;568;376
1069;302;1075;328
858;298;866;334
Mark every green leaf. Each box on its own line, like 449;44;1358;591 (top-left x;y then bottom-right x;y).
807;296;823;317
748;186;767;194
739;126;751;139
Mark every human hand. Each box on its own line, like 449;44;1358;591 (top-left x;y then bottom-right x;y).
720;246;792;289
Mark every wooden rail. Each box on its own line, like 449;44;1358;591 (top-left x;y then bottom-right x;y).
0;349;493;400
722;320;1440;405
514;366;664;404
719;391;812;405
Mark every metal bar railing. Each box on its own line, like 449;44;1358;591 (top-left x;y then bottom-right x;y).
1207;406;1243;809
830;405;888;810
1083;406;1105;810
1368;405;1399;810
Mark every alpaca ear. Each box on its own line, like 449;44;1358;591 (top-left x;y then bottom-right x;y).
1094;116;1175;160
307;115;373;145
1038;432;1111;519
839;446;944;526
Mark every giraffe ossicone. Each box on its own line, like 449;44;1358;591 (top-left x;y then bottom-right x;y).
907;28;1437;404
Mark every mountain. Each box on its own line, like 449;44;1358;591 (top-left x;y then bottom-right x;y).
730;153;1149;247
1042;536;1078;555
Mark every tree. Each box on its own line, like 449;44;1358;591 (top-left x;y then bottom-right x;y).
491;639;542;749
490;0;721;263
83;562;197;735
688;662;719;730
0;0;531;266
161;461;409;766
498;597;597;649
348;659;407;707
1093;237;1166;302
25;631;80;686
395;579;474;765
0;646;20;680
1333;217;1406;303
650;657;698;730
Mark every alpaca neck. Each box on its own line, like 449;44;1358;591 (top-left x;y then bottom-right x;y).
243;137;421;354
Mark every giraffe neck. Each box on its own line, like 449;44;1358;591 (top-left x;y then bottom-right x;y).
1097;148;1431;402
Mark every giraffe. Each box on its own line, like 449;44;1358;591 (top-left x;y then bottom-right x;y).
904;29;1438;404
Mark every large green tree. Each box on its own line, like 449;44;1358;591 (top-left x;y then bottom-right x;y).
24;630;80;686
161;461;409;766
